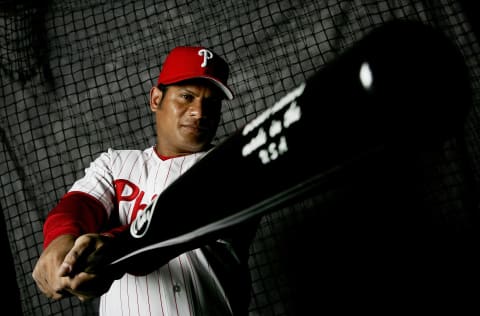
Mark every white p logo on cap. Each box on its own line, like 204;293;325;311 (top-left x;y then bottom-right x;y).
198;49;213;67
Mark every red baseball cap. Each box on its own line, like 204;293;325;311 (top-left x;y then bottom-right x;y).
157;46;234;100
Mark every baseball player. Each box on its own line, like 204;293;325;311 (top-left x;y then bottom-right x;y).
32;46;257;315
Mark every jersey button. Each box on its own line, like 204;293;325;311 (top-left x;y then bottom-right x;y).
173;284;181;293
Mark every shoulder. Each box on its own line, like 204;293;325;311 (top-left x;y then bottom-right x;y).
172;150;210;166
98;147;155;160
88;147;156;169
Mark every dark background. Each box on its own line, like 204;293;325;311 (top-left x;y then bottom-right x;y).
1;0;480;315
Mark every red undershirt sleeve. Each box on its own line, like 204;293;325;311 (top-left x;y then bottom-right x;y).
43;191;109;249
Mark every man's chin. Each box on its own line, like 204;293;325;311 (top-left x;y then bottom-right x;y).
181;140;211;153
181;133;213;149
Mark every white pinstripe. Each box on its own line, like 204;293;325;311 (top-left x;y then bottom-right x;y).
69;146;233;316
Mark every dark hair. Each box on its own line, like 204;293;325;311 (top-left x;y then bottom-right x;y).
155;84;168;108
157;84;168;92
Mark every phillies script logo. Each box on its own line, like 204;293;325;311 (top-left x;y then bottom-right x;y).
130;196;158;238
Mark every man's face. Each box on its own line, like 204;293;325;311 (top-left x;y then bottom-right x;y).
150;79;223;156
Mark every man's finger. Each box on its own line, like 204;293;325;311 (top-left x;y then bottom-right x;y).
58;262;73;277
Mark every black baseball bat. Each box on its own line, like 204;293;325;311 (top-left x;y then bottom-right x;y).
94;19;470;273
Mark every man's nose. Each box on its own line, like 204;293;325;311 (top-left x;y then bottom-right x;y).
189;99;204;118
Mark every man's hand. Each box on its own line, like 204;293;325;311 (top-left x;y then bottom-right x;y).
32;233;122;302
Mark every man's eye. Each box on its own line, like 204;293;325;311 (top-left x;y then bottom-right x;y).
181;94;194;101
183;94;195;102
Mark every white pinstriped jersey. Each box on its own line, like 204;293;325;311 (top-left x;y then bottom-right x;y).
69;146;235;316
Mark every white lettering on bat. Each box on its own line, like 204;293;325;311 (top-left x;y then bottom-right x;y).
269;119;282;138
283;100;301;128
242;83;305;136
242;128;267;157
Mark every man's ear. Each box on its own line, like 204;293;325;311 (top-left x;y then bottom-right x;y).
150;86;163;112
